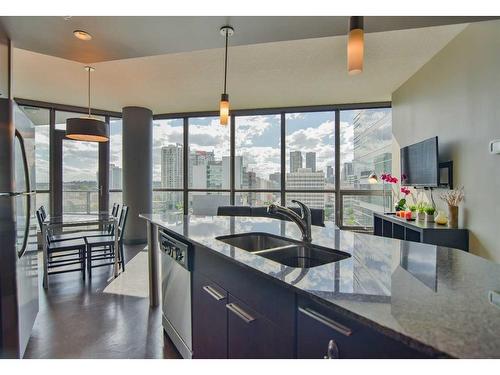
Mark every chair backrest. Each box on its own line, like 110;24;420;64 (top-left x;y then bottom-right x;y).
36;209;44;232
107;203;120;233
117;206;129;242
217;204;325;226
111;203;119;217
252;206;325;227
217;205;252;217
39;206;47;221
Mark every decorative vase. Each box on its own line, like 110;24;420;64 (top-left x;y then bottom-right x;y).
448;205;459;228
417;212;425;221
435;211;448;225
425;213;435;223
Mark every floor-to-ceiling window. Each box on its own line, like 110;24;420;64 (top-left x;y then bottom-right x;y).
25;99;391;229
339;108;392;227
109;117;123;208
56;111;103;214
153;119;184;214
153;103;391;229
20;106;51;213
285;111;335;223
235;115;281;206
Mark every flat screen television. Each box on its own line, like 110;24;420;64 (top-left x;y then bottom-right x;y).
400;136;439;187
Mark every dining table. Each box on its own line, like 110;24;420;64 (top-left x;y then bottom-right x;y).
41;212;120;288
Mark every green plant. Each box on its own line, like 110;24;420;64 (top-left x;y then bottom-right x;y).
416;201;427;213
425;206;436;215
409;205;417;212
395;198;406;211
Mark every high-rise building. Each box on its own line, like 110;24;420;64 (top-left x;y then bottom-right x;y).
269;172;281;188
305;152;316;172
326;165;334;184
286;168;325;209
207;161;222;189
342;162;354;183
109;163;122;190
222;155;243;189
161;144;183;188
290;151;303;173
347;109;392;227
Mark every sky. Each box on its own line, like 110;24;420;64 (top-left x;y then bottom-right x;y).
31;108;391;187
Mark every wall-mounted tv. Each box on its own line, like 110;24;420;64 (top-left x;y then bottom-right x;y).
400;136;439;187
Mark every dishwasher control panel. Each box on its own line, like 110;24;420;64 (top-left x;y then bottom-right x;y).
159;229;190;270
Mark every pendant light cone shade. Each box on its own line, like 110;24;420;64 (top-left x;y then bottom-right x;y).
220;93;229;126
66;66;109;142
219;26;233;126
348;16;364;75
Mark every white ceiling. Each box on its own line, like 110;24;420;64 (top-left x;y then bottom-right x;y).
13;23;469;114
1;16;493;63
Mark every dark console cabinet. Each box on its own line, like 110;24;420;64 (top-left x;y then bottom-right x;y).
373;212;469;251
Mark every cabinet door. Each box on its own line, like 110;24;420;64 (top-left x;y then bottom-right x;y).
297;301;430;359
227;295;294;359
192;272;228;359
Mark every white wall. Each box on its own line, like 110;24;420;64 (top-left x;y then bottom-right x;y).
0;30;9;98
392;20;500;262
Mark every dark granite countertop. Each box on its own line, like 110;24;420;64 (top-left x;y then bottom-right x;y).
140;213;500;359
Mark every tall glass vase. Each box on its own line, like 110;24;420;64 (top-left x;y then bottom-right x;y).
448;205;459;228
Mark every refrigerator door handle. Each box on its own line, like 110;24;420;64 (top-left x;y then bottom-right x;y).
15;129;32;258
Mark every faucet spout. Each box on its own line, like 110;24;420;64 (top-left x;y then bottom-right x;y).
267;200;312;243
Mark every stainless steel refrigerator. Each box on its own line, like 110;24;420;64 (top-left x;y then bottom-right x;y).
0;98;39;358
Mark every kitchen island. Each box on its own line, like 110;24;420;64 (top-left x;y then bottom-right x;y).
140;213;500;359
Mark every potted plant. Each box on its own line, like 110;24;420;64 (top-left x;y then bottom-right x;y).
416;202;426;221
409;205;417;220
425;206;436;223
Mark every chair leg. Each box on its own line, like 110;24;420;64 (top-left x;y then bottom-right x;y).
81;248;86;281
120;243;125;272
87;245;92;279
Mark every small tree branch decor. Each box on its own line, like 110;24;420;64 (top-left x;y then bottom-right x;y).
440;186;464;228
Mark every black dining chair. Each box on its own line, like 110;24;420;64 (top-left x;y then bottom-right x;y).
37;210;87;281
84;205;129;278
48;203;120;242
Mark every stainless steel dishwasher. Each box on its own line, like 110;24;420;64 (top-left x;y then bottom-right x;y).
159;229;192;359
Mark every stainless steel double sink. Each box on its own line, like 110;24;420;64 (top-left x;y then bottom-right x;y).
216;232;350;268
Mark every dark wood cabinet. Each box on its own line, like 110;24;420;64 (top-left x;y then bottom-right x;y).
227;295;294;359
192;272;228;359
297;297;432;359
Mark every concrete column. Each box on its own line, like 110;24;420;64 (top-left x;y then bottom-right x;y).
122;106;152;244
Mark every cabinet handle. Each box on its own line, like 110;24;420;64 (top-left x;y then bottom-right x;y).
298;307;352;336
226;303;256;324
324;339;340;359
202;285;226;301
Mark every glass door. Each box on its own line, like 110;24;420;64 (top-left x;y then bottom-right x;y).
54;111;108;215
62;138;99;214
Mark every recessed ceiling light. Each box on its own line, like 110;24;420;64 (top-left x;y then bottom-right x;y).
73;30;92;41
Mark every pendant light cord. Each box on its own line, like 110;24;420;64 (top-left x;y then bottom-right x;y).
223;28;228;95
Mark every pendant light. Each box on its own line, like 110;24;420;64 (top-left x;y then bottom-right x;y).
219;26;234;126
348;16;364;75
66;66;109;142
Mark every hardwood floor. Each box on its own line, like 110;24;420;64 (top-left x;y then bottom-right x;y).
24;245;181;359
